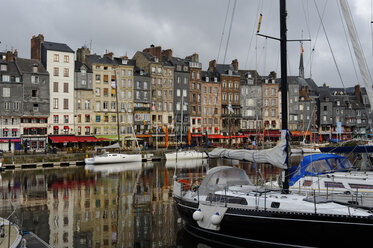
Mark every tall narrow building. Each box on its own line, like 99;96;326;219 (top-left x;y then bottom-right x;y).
31;34;75;135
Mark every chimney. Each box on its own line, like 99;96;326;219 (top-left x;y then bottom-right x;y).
143;45;162;61
104;51;114;60
231;59;238;71
269;71;277;80
76;46;90;63
5;51;14;62
31;34;44;61
13;49;18;58
355;84;361;102
208;59;216;72
162;49;173;60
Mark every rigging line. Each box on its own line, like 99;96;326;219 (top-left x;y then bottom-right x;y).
244;0;261;69
344;0;373;86
223;0;237;64
302;0;312;77
310;0;328;78
314;0;346;88
371;0;373;61
217;0;231;63
263;38;268;75
335;0;360;85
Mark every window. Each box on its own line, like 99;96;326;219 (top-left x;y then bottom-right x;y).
96;101;100;111
82;79;86;85
63;68;69;77
53;82;58;92
53;54;59;62
31;76;39;84
53;67;59;76
2;75;10;82
103;101;108;110
32;89;38;97
63;82;69;93
3;88;10;97
96;115;101;122
4;102;10;111
53;98;58;109
64;55;69;63
33;104;39;112
63;99;68;109
95;74;100;81
85;100;90;110
64;115;69;123
0;64;7;71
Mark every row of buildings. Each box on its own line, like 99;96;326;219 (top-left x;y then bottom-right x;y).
0;34;372;151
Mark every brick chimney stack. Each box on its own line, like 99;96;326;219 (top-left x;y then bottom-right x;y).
5;51;14;62
232;59;238;71
143;45;162;61
104;51;114;60
208;59;216;72
355;84;361;102
185;53;199;63
31;34;44;61
162;49;173;60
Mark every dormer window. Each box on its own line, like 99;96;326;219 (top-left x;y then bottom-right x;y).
206;77;209;82
32;64;38;73
122;59;128;65
214;77;217;82
228;70;232;75
154;58;159;63
337;101;340;106
0;64;7;71
81;69;86;76
140;70;144;76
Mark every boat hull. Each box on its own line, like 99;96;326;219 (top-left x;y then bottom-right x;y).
174;197;373;247
84;154;142;165
166;151;207;160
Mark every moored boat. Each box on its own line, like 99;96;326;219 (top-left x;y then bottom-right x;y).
165;150;207;160
84;152;142;165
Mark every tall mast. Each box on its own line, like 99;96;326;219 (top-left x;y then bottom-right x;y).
280;0;289;193
114;68;121;153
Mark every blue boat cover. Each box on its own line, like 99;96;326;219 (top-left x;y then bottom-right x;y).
289;154;352;186
319;145;373;153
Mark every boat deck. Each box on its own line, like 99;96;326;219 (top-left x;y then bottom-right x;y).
0;219;21;248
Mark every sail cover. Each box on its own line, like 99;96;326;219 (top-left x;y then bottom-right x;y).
289;153;352;186
208;130;288;169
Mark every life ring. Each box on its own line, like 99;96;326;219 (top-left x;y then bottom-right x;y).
178;179;190;190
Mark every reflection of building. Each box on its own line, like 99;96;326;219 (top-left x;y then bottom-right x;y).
47;181;75;248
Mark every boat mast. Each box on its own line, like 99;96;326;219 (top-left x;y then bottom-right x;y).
114;68;121;153
280;0;290;193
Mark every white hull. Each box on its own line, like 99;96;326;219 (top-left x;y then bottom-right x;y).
85;153;142;164
165;150;207;160
267;171;373;206
85;161;153;175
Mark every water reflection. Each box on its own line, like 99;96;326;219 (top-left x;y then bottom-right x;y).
0;158;281;247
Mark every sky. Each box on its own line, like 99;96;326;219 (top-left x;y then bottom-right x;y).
1;0;373;88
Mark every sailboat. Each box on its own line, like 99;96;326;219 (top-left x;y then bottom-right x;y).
173;1;373;247
165;95;207;160
85;68;142;165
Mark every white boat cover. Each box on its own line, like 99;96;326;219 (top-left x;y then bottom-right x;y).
208;130;288;169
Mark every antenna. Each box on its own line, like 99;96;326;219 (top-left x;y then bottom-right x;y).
89;40;92;51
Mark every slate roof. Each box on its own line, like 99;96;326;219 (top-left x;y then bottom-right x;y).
74;61;93;73
42;41;74;53
86;54;117;65
215;64;240;76
16;58;48;74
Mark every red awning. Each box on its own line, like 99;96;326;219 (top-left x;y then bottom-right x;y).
192;134;202;137
97;137;111;141
215;127;219;131
75;136;98;142
12;129;18;132
0;139;21;143
208;134;225;139
53;126;59;130
64;126;70;130
49;136;78;143
3;128;9;132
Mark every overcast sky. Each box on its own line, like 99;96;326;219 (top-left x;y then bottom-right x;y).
1;0;372;88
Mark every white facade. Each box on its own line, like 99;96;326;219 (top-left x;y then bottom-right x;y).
46;50;75;135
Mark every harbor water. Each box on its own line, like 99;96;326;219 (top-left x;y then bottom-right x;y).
0;158;281;248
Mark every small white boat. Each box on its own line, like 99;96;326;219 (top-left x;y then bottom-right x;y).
165;150;207;160
85;152;142;165
0;217;25;248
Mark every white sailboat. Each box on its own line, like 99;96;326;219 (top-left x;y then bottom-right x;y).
173;1;373;247
85;69;142;165
166;95;207;160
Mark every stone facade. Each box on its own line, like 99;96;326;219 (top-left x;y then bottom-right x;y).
201;71;221;134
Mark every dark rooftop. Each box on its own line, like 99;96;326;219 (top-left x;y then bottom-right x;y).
42;41;74;53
